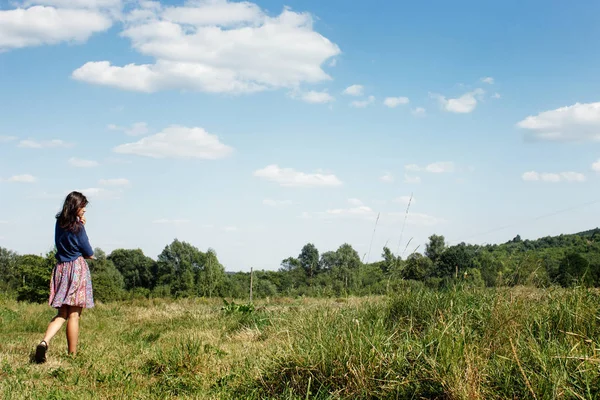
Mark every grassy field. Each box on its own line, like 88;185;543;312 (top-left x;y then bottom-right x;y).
1;285;599;399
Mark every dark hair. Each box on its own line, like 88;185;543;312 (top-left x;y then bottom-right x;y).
56;191;88;232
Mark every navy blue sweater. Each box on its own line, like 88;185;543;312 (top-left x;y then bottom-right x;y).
54;221;94;263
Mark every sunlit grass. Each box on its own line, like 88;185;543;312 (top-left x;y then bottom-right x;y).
1;287;599;399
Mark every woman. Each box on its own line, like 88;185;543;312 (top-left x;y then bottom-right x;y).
35;191;95;363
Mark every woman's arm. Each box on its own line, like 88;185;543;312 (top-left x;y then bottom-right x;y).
77;224;95;259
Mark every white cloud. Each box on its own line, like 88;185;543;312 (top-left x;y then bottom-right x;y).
292;90;334;104
108;122;149;136
254;164;342;187
113;125;233;159
18;139;73;148
431;88;485;113
521;171;586;183
72;1;340;94
383;97;409;108
347;198;363;206
425;161;455;173
5;174;37;183
394;195;415;205
222;226;239;232
404;174;421;184
522;171;544;182
350;95;375;108
0;135;17;143
23;0;121;7
152;218;190;224
404;162;454;173
592;160;600;172
262;198;293;207
480;77;494;84
306;199;443;226
379;172;394;183
403;212;444;226
0;2;118;52
158;0;261;26
343;84;364;96
99;178;130;186
516;102;600;142
69;157;99;168
411;107;426;117
492;93;501;99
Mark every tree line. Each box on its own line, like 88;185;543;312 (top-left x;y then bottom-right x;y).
2;229;600;303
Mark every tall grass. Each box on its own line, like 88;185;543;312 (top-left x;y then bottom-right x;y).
1;287;599;399
253;286;600;399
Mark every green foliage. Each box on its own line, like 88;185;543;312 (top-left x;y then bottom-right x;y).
15;252;54;303
559;252;593;287
425;234;446;264
436;242;476;278
108;248;156;290
2;226;600;304
156;239;225;298
380;246;401;274
221;299;255;315
196;248;226;297
252;276;278;298
0;247;19;298
89;248;125;302
404;253;432;280
299;243;320;277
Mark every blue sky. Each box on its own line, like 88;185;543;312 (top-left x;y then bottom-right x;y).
1;0;600;271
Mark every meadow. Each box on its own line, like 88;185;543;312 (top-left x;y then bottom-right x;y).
1;284;599;399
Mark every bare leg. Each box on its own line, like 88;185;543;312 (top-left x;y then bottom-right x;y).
66;306;82;355
35;306;68;362
42;306;69;344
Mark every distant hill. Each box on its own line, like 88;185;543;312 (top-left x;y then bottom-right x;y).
576;228;600;238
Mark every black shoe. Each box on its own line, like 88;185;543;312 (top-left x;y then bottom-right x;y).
35;341;48;363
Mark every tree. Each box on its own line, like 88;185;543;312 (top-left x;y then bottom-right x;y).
328;243;362;294
299;243;320;278
196;248;226;297
380;246;399;274
558;253;593;287
425;234;446;265
475;250;503;287
435;244;475;278
319;251;338;272
280;257;300;272
89;248;125;302
335;243;362;270
157;239;205;297
16;252;55;303
0;247;19;297
404;253;432;281
108;249;156;290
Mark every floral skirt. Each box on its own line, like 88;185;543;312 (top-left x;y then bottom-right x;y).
48;256;94;309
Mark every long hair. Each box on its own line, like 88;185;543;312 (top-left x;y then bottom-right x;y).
56;191;88;232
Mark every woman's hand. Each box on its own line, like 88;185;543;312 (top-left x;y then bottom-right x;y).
80;215;86;225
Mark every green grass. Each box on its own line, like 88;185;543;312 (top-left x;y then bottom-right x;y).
1;287;599;399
